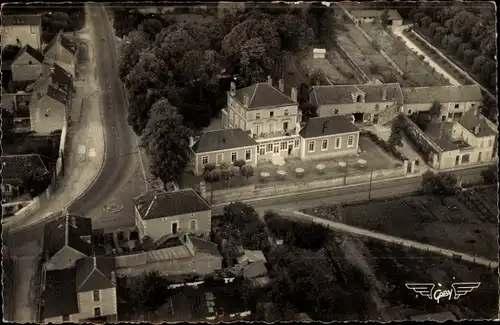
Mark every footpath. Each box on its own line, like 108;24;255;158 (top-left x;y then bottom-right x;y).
6;16;105;233
277;209;498;269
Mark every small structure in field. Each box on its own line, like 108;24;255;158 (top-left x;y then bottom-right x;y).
313;48;326;59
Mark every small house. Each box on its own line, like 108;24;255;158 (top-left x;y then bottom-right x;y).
313;48;326;59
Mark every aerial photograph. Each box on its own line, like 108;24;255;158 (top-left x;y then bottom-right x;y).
1;1;498;322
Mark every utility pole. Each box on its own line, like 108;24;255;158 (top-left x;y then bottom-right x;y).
368;168;374;201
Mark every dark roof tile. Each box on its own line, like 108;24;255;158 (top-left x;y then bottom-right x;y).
310;83;404;107
2;14;41;26
1;154;49;183
42;268;79;319
189;236;221;257
232;83;295;110
191;128;257;153
458;110;497;138
133;189;211;220
75;256;115;292
43;215;93;259
12;44;44;64
299;115;360;138
402;85;483;104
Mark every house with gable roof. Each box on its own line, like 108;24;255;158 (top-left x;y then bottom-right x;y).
42;214;93;270
43;32;79;79
133;188;212;242
0;14;42;50
10;44;45;88
41;256;118;322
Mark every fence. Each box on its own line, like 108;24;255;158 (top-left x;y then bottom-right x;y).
398;114;442;157
207;165;407;204
332;42;370;83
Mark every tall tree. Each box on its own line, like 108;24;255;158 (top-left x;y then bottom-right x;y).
429;101;442;119
118;30;150;80
298;102;319;122
388;119;404;148
138;18;164;41
379;9;390;28
141;100;193;184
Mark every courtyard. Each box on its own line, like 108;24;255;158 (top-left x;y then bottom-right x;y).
182;136;403;191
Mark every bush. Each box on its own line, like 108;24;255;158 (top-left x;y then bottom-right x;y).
360;129;407;162
233;159;246;168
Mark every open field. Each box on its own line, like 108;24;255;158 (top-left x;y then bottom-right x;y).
336;25;408;86
326;48;362;84
302;191;498;260
360;23;450;87
299;49;358;85
403;30;475;86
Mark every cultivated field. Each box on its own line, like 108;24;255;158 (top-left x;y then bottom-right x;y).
336;25;407;86
303;191;498;260
360;23;450;87
299;49;359;85
326;48;362;83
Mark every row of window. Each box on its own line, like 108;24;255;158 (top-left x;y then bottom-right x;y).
254;109;289;120
308;136;355;152
258;139;301;155
2;25;37;34
253;121;290;135
160;219;198;233
201;150;253;166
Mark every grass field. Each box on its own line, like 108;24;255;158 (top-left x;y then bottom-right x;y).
403;30;475;86
360;23;450;87
302;191;498;260
298;48;359;85
326;48;362;83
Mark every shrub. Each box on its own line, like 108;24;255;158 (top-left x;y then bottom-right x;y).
240;164;254;180
203;163;216;174
233;159;246;168
219;162;229;170
360;130;407;162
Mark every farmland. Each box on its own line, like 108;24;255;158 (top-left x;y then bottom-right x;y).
302;189;498;260
360;23;450;87
336;24;408;86
298;49;360;85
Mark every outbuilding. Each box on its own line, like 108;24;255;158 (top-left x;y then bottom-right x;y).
313;48;326;59
349;9;403;26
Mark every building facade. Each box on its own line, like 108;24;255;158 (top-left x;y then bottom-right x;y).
11;44;44;86
1;15;42;51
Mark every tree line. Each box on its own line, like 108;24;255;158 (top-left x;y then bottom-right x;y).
408;3;496;92
116;4;336;185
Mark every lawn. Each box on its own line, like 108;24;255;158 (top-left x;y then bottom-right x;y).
360;23;450;87
337;25;408;86
302;193;498;260
403;30;475;86
299;51;353;85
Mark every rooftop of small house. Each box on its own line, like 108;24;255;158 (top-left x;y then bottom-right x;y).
309;83;404;107
1;154;49;184
350;9;403;20
1;92;32;117
299;115;360;138
43;214;93;260
424;122;471;151
12;44;45;64
458;109;497;138
402;85;483;104
191;128;258;154
43;32;78;56
230;78;297;110
133;189;211;220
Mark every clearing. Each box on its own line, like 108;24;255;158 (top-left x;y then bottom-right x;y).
360;23;450;87
298;49;359;85
302;190;498;260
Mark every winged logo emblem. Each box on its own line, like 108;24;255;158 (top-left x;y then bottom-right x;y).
405;282;481;303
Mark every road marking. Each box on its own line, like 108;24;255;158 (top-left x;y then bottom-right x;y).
78;145;86;155
88;148;96;158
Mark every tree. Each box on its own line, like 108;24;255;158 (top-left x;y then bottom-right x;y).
23;169;52;198
388;119;404;148
204;169;221;204
127;271;172;312
1;45;20;61
203;163;217;174
276;14;315;53
240;164;254;180
379;9;390;28
42;12;71;33
141;99;193;184
480;166;497;184
298;102;319;122
429;101;442;119
138;18;164;41
220;169;236;187
421;171;458;196
233;159;246;169
118;30;151;80
1;109;15;140
222;202;268;251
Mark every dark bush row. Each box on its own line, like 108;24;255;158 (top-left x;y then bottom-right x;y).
360;129;407;162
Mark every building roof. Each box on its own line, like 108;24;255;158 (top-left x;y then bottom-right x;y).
402;85;483;104
243;261;268;279
2;14;41;26
231;82;295;110
75;256;116;292
425;122;471;151
410;312;457;321
12;44;44;64
458;110;497;138
299;115;360;138
189;236;221;257
191;128;257;154
47;85;68;105
43;268;79;319
43;33;77;56
1;154;49;184
133;189;211;221
43;214;93;259
310;83;404;107
350;9;402;21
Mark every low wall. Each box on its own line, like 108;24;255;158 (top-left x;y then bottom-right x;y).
208;166;407;204
399;114;442;156
56;118;68;178
333;42;370;83
2;197;41;224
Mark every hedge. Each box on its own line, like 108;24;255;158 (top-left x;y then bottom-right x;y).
360;129;408;162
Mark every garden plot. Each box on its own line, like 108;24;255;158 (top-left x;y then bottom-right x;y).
300;55;348;85
326;48;362;84
360;23;450;87
337;28;401;85
473;186;498;212
304;194;498;260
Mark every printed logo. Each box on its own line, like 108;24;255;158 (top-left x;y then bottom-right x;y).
405;282;481;303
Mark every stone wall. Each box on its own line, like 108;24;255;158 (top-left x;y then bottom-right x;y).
332;42;370;83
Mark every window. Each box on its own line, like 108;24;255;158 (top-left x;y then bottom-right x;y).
334;137;341;149
231;152;237;162
321;139;328;150
283;121;289;131
254;124;261;135
189;220;197;231
284;109;289;116
28;60;32;65
308;141;315;152
280;141;287;150
245;149;252;161
259;145;265;155
216;153;223;165
407;109;412;114
201;156;209;165
171;221;179;234
334;109;339;115
266;143;273;152
294;140;300;148
479;141;484;148
454;104;459;109
270;111;274;117
30;25;37;34
93;290;100;302
447;113;453;118
62;315;70;322
461;154;470;164
94;307;101;317
471;104;476;109
347;135;354;147
256;112;260;119
488;139;493;147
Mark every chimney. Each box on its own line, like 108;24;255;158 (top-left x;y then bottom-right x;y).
473;124;480;135
291;87;298;102
278;79;284;92
230;82;236;96
243;93;249;108
382;87;387;101
267;75;272;86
